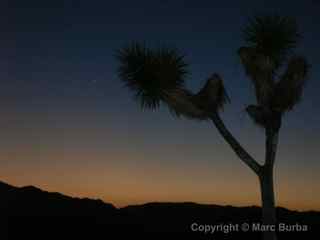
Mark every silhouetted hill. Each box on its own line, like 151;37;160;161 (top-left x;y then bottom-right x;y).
0;181;116;217
0;181;319;239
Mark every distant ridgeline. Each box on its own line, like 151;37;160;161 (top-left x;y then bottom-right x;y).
0;181;319;239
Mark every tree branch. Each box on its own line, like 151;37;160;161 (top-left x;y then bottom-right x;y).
210;112;262;175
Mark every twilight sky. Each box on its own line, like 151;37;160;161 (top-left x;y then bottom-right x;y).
1;0;319;210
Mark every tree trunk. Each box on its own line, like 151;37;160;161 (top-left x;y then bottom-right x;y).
259;166;277;240
260;128;279;240
210;112;280;240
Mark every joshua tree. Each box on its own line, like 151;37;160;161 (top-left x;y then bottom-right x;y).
116;15;309;240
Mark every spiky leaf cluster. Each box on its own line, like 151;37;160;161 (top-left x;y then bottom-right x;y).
244;15;300;70
240;15;309;129
117;43;188;110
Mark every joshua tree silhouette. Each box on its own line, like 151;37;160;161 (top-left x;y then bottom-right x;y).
116;15;310;240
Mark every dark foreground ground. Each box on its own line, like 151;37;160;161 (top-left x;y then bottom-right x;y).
1;180;319;239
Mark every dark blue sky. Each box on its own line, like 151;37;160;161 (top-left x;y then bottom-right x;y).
1;0;319;209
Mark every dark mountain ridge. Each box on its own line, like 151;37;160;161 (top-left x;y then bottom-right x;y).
1;180;319;239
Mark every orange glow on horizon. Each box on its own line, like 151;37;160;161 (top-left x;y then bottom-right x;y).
1;151;319;211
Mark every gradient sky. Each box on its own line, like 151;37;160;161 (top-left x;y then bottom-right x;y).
1;0;319;210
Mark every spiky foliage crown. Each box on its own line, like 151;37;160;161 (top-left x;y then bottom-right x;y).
244;15;300;70
240;15;309;129
117;44;230;120
116;43;188;110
